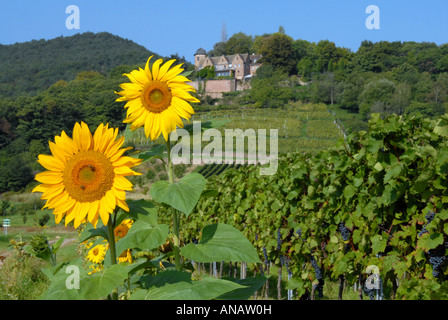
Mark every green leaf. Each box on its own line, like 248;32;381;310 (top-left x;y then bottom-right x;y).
51;236;65;254
139;270;192;289
179;70;194;78
150;173;206;216
371;235;387;255
343;185;356;200
41;261;129;300
138;144;166;163
183;120;229;135
373;162;384;172
434;116;448;137
384;163;402;184
201;189;219;198
216;276;268;300
180;223;261;263
285;277;307;296
115;220;169;253
419;233;444;251
80;264;128;300
78;223;109;243
366;137;383;153
131;276;245;300
40;259;87;300
127;199;159;226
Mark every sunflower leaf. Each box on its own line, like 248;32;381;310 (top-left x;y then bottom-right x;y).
113;220;169;255
78;223;109;243
180;223;261;263
126;199;159;226
130;274;246;300
150;173;206;217
179;70;194;78
138;145;166;163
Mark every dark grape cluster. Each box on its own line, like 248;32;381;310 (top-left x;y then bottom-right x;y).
276;228;282;251
283;256;291;273
310;256;324;298
296;228;303;239
363;284;376;300
262;246;268;265
418;210;436;237
310;255;322;280
428;248;446;278
338;222;350;242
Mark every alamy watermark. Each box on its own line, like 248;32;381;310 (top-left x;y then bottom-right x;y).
366;5;380;30
65;265;80;289
66;5;80;30
169;121;278;175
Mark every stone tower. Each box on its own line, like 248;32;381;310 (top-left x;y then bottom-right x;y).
194;48;206;69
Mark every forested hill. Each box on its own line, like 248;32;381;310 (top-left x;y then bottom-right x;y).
0;32;160;97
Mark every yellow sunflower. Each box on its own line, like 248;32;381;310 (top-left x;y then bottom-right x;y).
114;219;133;239
87;244;107;264
88;264;103;275
118;249;133;264
115;56;200;141
84;241;94;250
32;122;142;228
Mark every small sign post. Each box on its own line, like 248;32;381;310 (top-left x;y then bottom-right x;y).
2;219;10;235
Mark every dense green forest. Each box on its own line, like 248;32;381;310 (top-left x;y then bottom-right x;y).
0;32;161;97
1;30;447;193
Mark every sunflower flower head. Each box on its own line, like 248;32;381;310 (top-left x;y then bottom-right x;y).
32;122;142;229
115;56;200;141
118;249;133;264
87;244;107;264
114;219;133;240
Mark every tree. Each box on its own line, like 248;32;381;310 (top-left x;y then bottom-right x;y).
207;41;227;57
259;33;297;75
293;39;316;61
197;66;215;79
311;73;340;105
297;57;314;81
359;78;396;117
252;34;271;54
315;40;338;72
250;65;293;108
224;32;254;55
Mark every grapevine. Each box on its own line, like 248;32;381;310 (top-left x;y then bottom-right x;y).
163;113;448;300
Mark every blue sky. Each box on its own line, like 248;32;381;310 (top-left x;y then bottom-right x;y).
1;0;447;63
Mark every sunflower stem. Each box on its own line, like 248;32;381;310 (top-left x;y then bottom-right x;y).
166;138;182;271
107;211;119;300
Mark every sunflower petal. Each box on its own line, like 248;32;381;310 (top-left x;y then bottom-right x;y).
157;59;176;81
144;55;154;80
151;59;163;81
38;154;64;172
35;171;63;184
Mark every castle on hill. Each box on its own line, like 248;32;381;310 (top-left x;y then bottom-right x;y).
194;48;261;80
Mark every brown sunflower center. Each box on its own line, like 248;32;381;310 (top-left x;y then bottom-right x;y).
142;81;172;113
63;150;115;203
